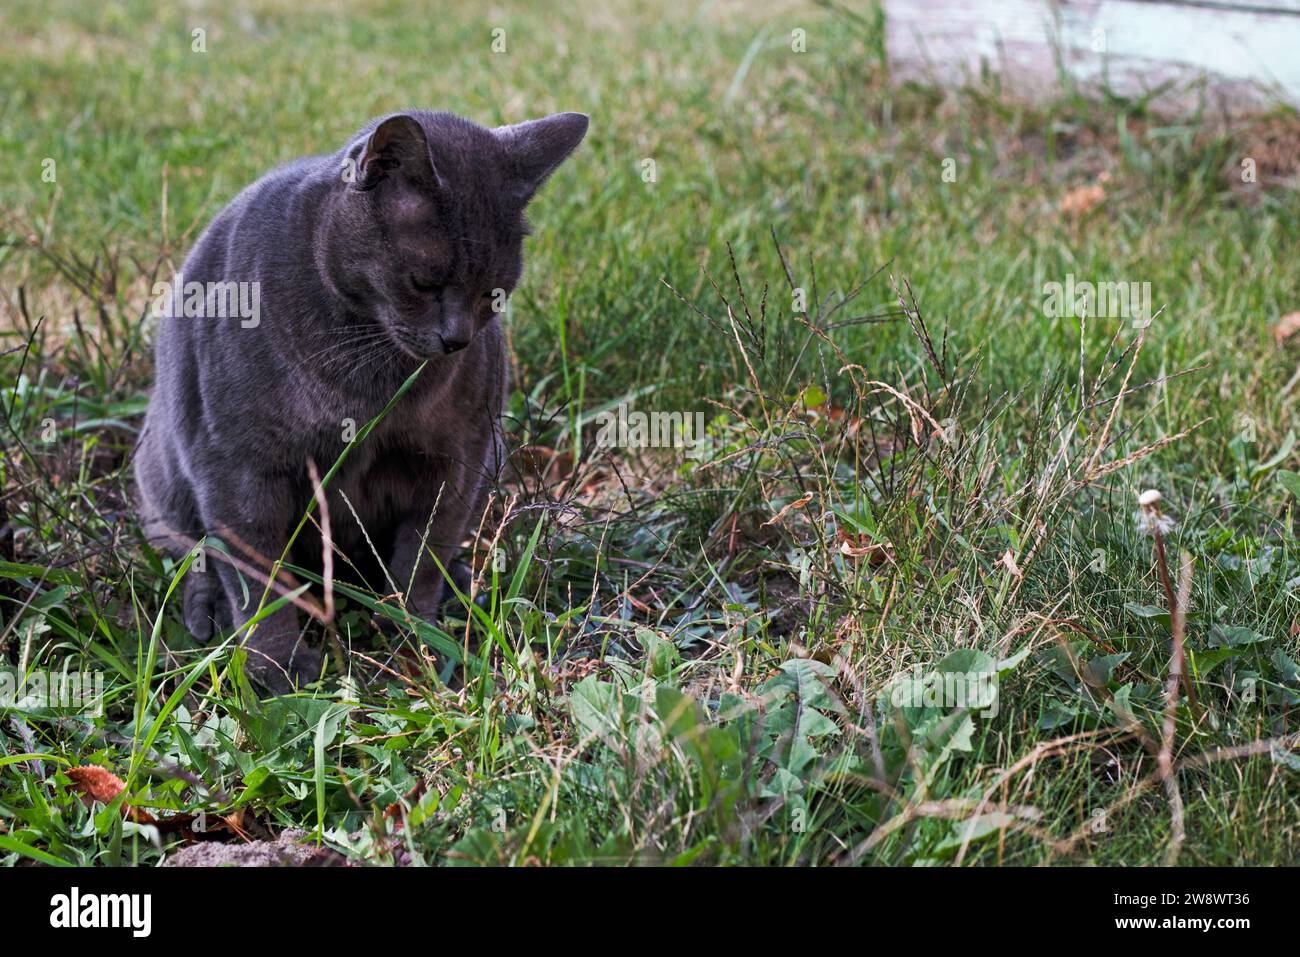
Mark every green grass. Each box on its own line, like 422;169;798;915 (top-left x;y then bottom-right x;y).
2;0;1299;866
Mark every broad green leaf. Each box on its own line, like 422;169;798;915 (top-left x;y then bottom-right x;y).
1278;470;1300;499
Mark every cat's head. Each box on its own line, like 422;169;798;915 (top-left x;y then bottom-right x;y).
323;110;588;358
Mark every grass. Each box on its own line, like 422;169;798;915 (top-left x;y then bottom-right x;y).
2;0;1300;866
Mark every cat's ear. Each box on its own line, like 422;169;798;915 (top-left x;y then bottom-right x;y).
353;114;441;191
495;112;589;203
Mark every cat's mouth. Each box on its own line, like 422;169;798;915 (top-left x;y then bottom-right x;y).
390;337;429;361
387;326;442;361
436;334;470;355
390;330;472;360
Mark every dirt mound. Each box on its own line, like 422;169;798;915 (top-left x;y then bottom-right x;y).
163;829;345;867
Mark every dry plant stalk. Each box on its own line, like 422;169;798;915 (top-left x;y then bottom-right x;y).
1137;490;1199;717
1158;549;1194;865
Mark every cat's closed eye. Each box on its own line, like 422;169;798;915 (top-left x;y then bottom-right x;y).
409;272;444;296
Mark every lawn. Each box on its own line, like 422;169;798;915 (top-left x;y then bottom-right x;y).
2;0;1299;866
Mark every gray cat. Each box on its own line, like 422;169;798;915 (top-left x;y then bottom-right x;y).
134;110;588;693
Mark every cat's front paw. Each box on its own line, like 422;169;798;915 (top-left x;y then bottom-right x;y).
424;560;487;620
243;625;323;696
183;572;230;644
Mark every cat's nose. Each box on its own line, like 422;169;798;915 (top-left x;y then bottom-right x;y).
439;334;470;354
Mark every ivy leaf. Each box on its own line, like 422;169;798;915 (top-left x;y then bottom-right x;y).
1189;646;1239;679
1272;650;1300;685
1108;683;1136;723
996;646;1031;676
935;648;994;676
1208;624;1269;648
1082;652;1129;688
1125;602;1169;625
1038;699;1078;730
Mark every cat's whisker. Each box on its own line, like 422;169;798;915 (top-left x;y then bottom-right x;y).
303;331;393;366
350;340;404;378
309;325;389;338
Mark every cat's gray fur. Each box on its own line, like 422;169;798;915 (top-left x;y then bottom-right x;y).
134;110;588;693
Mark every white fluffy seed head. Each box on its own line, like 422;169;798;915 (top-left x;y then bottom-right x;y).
1134;509;1177;537
1137;489;1163;507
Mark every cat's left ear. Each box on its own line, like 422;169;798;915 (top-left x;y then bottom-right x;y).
495;112;589;203
354;114;442;191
